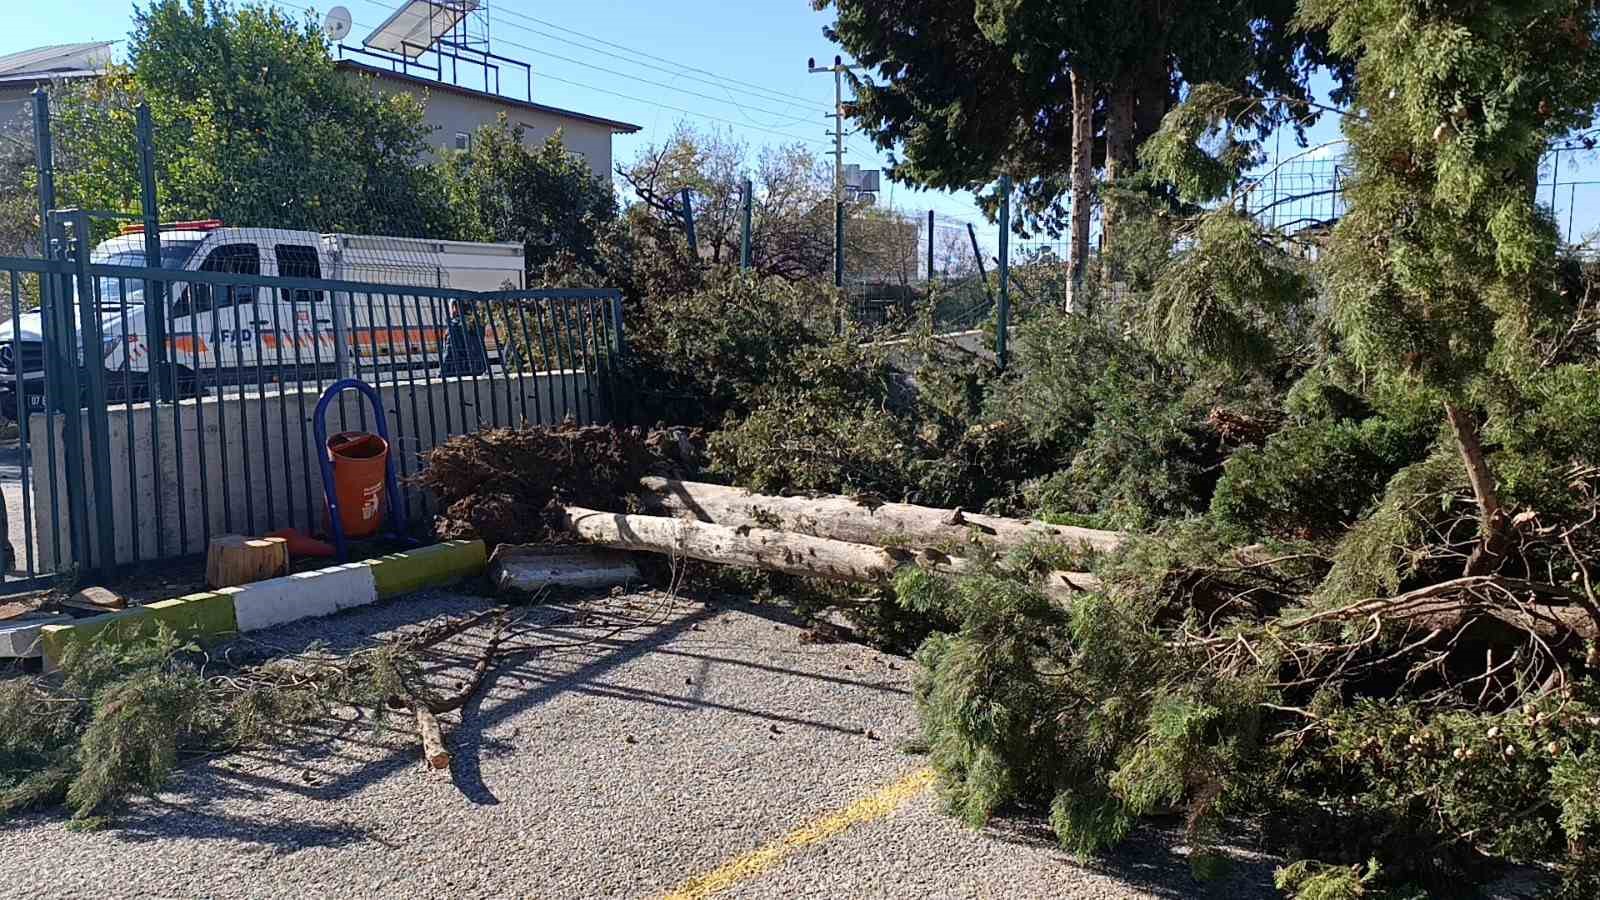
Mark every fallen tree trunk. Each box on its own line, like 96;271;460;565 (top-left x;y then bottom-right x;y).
638;477;1124;556
559;506;1101;598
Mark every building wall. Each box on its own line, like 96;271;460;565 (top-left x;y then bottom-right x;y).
364;77;616;178
28;369;605;569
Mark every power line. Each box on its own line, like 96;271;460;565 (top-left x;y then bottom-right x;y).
477;2;825;108
342;0;828;126
272;1;831;147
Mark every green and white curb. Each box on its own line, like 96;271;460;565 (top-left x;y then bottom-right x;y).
40;591;238;663
32;540;487;666
367;540;489;599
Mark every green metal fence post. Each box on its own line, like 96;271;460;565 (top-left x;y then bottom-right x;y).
136;103;169;402
996;176;1012;371
32;90;54;259
70;213;117;576
967;222;993;305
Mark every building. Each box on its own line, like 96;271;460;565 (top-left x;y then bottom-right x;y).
0;41;113;133
333;0;637;178
337;59;638;177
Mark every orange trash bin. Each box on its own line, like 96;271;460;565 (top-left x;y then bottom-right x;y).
326;431;390;539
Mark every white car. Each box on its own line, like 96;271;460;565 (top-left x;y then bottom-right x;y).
0;221;526;417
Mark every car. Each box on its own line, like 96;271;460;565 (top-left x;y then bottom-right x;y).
0;221;526;418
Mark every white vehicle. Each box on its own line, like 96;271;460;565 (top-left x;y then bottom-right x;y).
0;221;525;416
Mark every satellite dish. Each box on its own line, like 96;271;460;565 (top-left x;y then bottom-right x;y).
323;6;353;41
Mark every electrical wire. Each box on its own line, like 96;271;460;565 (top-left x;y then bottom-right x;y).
272;0;833;146
343;0;829;126
342;0;825;127
471;2;825;108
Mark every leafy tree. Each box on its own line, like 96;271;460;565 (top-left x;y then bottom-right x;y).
44;0;444;236
619;123;839;281
437;118;618;275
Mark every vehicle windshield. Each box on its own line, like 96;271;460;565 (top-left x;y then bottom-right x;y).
90;240;202;309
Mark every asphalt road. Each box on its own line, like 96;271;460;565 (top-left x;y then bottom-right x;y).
0;586;1283;899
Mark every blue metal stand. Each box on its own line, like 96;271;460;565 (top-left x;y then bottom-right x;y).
313;379;408;561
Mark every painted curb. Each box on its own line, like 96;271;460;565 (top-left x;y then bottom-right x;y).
39;591;237;665
367;540;488;599
30;541;489;665
229;562;380;632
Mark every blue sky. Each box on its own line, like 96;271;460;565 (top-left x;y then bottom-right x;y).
9;0;1600;252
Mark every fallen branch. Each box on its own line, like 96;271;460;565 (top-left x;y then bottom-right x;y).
559;505;1101;598
414;706;449;770
638;477;1125;556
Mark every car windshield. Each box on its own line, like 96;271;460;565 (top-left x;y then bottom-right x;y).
91;240;202;309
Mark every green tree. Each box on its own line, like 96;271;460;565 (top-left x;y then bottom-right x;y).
1297;0;1600;573
816;0;1329;288
437;118;618;275
619;123;838;281
45;0;443;235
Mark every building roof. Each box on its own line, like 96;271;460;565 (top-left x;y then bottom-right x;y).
0;42;113;85
338;59;640;134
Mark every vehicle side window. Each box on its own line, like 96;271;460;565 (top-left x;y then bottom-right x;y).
175;244;259;317
274;245;324;303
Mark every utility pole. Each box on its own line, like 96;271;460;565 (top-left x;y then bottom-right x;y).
808;55;859;290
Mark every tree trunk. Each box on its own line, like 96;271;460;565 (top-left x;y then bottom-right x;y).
1444;402;1510;575
559;506;1101;599
206;535;289;589
1102;85;1137;258
637;477;1124;555
1133;43;1170;147
1069;65;1097;309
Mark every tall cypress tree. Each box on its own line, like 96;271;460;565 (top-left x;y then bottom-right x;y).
1300;0;1600;572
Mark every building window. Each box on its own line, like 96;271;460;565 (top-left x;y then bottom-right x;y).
454;132;471;151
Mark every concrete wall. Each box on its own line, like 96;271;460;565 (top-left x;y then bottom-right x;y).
29;369;604;569
369;79;617;178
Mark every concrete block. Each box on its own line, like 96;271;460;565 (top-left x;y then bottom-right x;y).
489;544;639;594
229;563;379;632
0;617;52;658
366;540;488;599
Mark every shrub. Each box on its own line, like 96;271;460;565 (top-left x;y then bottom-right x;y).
624;269;837;428
1211;417;1436;542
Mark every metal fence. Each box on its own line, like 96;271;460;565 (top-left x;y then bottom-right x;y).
0;87;625;587
1;231;621;584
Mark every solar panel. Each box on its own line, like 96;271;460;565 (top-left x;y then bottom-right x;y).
361;0;481;59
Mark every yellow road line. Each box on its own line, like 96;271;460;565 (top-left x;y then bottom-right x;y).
660;766;937;900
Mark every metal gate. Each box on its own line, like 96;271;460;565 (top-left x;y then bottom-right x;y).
0;234;622;585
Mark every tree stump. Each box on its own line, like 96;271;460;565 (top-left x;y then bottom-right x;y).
205;535;290;589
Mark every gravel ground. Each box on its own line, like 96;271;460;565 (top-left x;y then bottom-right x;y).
0;585;1282;899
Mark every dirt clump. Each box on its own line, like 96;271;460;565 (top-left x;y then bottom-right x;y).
416;422;703;545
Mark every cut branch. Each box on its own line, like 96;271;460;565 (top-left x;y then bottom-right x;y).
414;706;449;770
